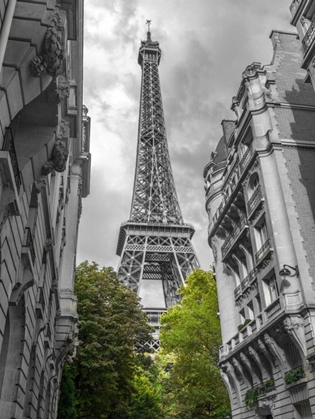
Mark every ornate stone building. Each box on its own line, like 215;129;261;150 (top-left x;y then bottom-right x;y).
204;31;315;418
290;0;315;92
0;1;91;418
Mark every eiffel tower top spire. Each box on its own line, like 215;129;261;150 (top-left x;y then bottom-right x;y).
146;19;152;41
131;26;184;225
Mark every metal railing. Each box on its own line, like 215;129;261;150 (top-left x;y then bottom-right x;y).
302;13;315;54
234;268;257;300
247;185;262;217
255;239;272;266
234;284;242;300
239;145;253;174
221;215;248;259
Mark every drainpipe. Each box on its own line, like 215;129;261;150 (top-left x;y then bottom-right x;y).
0;0;17;85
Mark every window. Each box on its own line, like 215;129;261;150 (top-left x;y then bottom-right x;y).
247;301;254;320
263;273;278;306
239;309;245;324
255;294;262;314
255;218;268;250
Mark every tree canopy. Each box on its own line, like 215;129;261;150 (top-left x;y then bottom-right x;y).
64;261;154;419
57;265;230;419
159;268;231;418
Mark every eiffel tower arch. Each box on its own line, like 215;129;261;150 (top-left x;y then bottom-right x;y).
116;26;199;349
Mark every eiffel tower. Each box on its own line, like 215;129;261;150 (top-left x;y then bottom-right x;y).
116;23;199;349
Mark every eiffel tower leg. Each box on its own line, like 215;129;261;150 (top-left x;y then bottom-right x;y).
117;233;146;294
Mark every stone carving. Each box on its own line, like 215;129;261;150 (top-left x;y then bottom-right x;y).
240;352;251;370
249;346;266;377
30;12;64;78
258;338;274;364
42;140;68;175
256;394;275;418
51;279;58;294
34;178;47;193
283;315;306;356
231;97;242;121
57;75;70;102
264;333;286;367
232;357;245;380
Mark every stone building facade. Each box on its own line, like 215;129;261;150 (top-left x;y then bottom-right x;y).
204;31;315;418
0;1;91;418
290;0;315;92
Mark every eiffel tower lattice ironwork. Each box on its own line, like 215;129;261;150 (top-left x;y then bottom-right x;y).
116;25;199;349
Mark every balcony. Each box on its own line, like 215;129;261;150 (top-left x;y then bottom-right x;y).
302;13;315;54
219;317;262;360
240;268;257;294
239;144;254;174
290;0;302;19
234;284;242;300
221;215;248;259
246;185;264;219
265;297;281;320
255;239;273;267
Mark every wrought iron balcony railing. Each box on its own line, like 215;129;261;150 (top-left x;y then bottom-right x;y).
302;13;315;54
2;127;21;190
221;215;248;259
247;185;263;217
290;0;301;16
239;144;253;174
255;239;273;266
234;268;257;301
234;284;242;300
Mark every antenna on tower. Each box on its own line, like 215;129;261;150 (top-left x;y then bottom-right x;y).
146;19;152;41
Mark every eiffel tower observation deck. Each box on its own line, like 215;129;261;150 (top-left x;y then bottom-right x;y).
116;22;199;348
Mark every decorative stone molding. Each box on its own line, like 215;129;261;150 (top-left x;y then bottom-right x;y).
34;178;47;193
240;352;252;373
231;97;242;121
56;75;70;103
0;206;10;233
42;140;68;175
283;290;304;311
264;333;286;368
248;346;266;378
283;315;306;356
232;357;245;381
258;338;276;366
30;12;65;78
256;393;276;418
10;264;34;305
243;62;262;79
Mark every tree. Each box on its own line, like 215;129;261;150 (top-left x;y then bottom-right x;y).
57;365;77;419
159;268;231;418
69;261;153;419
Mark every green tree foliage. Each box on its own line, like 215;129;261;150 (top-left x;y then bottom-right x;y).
159;268;231;418
69;261;154;419
57;365;77;419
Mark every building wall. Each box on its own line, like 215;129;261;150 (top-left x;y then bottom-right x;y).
204;31;315;418
0;1;91;418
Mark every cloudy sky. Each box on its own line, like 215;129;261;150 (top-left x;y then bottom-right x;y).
77;0;293;271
